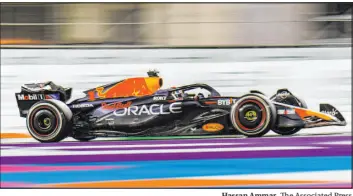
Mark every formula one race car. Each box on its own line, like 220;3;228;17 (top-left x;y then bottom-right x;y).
15;70;347;142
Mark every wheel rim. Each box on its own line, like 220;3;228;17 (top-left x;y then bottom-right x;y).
237;103;264;129
37;115;52;130
29;106;59;137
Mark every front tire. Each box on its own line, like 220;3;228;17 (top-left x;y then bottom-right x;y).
230;94;276;137
26;100;72;143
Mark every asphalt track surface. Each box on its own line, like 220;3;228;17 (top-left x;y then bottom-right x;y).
1;133;352;188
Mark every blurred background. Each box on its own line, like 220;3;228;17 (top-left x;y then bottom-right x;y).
1;2;352;135
1;3;352;188
1;3;352;47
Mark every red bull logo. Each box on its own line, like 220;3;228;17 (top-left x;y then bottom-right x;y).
101;101;132;110
88;77;162;101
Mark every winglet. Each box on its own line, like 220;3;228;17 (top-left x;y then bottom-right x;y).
320;104;346;122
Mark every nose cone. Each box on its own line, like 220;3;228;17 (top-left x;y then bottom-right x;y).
144;77;163;93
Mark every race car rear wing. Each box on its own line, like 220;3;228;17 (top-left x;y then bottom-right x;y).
15;82;72;117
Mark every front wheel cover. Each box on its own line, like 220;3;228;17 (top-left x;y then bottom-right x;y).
230;94;276;137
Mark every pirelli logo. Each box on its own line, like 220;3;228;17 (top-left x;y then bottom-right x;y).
16;94;45;101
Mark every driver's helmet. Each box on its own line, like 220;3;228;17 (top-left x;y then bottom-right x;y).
172;89;184;99
196;93;204;99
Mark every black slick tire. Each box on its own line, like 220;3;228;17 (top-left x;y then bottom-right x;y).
26;100;72;143
230;94;277;137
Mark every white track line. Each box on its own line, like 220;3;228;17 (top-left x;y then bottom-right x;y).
15;142;248;150
1;146;323;156
316;141;352;145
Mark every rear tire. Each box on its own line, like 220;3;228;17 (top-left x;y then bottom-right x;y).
230;94;276;137
26;100;72;143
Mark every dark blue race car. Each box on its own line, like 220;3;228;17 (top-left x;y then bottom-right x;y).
15;71;346;143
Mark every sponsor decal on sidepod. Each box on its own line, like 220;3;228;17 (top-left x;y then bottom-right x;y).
153;96;167;101
217;98;236;106
113;102;182;116
202;123;224;132
101;101;132;110
72;103;94;108
277;109;296;115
